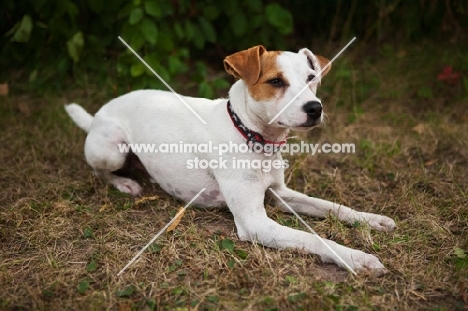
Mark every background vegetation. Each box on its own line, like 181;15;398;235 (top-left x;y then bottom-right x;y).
0;1;467;310
1;0;467;96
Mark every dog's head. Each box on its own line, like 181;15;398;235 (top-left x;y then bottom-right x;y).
224;45;331;130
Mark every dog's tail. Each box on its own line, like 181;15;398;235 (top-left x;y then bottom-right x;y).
64;103;93;133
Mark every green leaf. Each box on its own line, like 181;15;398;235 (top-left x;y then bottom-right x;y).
66;31;84;63
230;12;248;37
179;48;190;59
285;275;297;284
174;23;184;39
168;56;187;74
184;20;196;41
130;30;145;51
65;1;79;18
9;14;33;42
206;296;219;303
86;260;98;272
118;2;134;19
147;243;162;253
287;292;306;302
154;65;170;81
129;7;144;25
157;33;174;51
42;282;56;298
227;259;235;268
195;62;207;76
212;78;230;90
131;62;145;77
77;279;89;294
29;70;38;82
454;248;466;258
235;249;248;260
192;28;205;49
172;286;185;295
117;285;135;297
219;238;234;253
145;1;161;17
265;3;293;35
83;227;93;238
198;82;214;99
198;17;216;43
146;299;156;310
140;19;158;44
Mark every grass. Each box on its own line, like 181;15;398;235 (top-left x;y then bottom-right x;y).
1;41;467;310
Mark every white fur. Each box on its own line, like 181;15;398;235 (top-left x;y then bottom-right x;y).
66;48;396;273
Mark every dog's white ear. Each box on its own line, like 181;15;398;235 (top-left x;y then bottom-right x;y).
224;45;266;85
299;48;331;78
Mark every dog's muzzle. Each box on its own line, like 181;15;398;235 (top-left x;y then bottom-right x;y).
301;101;323;127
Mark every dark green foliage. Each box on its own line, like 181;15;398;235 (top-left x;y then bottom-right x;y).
1;0;466;96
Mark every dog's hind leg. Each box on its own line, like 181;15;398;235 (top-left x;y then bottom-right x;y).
84;118;142;196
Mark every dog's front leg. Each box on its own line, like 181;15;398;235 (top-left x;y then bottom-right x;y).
269;184;396;232
216;176;386;273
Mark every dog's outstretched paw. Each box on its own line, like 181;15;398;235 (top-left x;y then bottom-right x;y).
341;250;387;276
111;177;143;196
366;214;396;232
353;252;387;275
324;243;388;275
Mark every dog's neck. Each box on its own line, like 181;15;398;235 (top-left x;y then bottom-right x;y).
228;81;289;143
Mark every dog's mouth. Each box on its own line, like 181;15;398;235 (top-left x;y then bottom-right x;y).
278;118;322;129
300;118;322;128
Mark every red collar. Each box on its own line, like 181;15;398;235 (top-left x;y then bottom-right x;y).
227;101;286;152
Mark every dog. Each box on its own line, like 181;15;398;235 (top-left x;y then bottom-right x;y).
65;45;396;273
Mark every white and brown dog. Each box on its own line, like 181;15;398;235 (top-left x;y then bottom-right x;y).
66;45;396;273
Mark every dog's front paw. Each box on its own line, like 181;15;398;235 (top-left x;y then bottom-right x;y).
355;212;396;232
111;177;143;196
323;242;387;275
365;214;396;232
348;250;387;275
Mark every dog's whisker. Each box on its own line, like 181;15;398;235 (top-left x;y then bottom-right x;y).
321;113;329;128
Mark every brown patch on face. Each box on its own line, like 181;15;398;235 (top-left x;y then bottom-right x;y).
248;51;288;102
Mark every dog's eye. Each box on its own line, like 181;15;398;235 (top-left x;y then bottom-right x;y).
307;75;315;83
267;78;285;87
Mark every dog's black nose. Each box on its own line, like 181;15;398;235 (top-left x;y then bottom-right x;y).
303;101;322;119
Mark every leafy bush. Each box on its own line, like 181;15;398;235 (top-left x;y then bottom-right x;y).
0;0;293;96
1;0;466;96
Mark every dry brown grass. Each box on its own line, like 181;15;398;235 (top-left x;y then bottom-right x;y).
1;42;467;310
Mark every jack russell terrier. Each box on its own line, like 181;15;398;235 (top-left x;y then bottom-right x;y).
65;45;396;273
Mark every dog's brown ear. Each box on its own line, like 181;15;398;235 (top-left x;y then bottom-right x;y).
315;55;331;77
224;45;266;85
